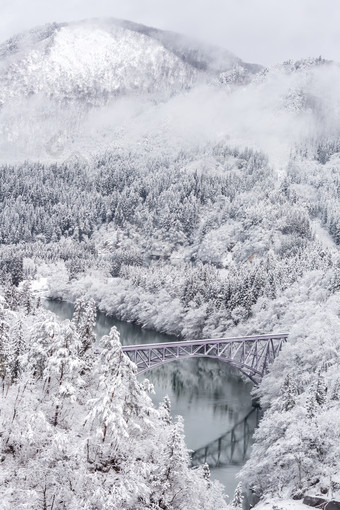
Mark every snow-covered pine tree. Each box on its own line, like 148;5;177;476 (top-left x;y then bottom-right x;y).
306;388;317;419
232;481;244;508
0;305;9;384
41;319;84;427
20;281;33;315
315;369;327;406
8;320;25;383
155;416;192;509
73;298;97;355
281;374;296;412
72;297;85;329
4;282;19;310
85;326;155;470
81;299;97;353
159;394;172;425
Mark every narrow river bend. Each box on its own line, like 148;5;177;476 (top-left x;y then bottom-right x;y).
43;299;256;498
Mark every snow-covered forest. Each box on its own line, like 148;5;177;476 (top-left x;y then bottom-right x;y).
1;17;340;509
0;290;229;508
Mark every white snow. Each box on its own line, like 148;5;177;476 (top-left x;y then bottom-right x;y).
256;499;308;510
312;219;336;250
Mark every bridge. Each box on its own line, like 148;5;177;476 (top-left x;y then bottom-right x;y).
122;333;288;384
191;407;260;468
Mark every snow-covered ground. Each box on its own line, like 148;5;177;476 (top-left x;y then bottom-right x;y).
312;219;336;250
256;499;308;510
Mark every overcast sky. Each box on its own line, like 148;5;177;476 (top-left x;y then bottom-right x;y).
1;0;340;65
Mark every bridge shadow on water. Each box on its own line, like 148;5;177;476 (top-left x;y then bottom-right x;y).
191;406;261;468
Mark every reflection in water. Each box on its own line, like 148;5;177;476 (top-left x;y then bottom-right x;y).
191;407;260;467
146;359;254;455
43;299;255;497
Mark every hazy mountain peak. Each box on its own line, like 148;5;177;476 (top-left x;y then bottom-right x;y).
2;18;338;164
0;18;259;108
0;20;197;107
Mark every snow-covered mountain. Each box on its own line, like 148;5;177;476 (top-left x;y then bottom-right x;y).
0;18;259;107
0;19;339;165
0;22;193;106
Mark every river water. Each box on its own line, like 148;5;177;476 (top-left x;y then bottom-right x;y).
43;299;256;499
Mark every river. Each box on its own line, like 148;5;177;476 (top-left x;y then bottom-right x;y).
43;299;256;500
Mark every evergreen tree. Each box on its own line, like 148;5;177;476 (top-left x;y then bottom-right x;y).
315;370;327;406
10;257;24;287
232;482;244;508
42;320;84;426
4;283;19;310
85;326;154;471
73;298;97;355
73;297;85;328
281;374;296;412
0;306;9;384
156;417;192;510
20;281;33;315
8;320;25;383
81;299;97;354
159;395;172;425
202;463;211;488
306;389;317;419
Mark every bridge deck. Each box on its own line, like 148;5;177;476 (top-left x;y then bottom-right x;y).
122;333;287;351
122;333;288;384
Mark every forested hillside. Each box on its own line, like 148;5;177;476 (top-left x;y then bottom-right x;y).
1;136;340;503
1;140;339;337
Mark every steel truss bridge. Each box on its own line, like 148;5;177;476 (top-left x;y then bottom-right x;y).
122;333;288;384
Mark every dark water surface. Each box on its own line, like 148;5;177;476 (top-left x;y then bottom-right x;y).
43;299;255;498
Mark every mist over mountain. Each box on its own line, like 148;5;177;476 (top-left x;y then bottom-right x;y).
1;18;340;164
